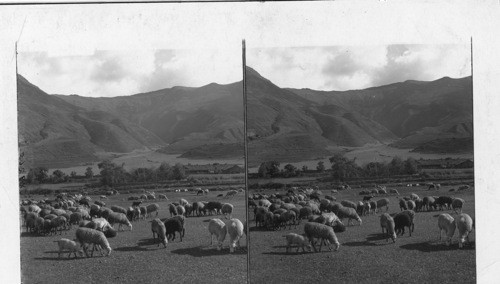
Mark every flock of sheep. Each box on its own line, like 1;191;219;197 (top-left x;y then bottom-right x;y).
249;186;474;253
20;190;246;259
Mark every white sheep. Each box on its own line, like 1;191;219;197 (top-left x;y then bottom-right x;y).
53;238;84;258
179;198;189;206
284;233;312;253
107;212;133;231
456;213;473;248
146;203;160;218
304;222;340;252
227;218;244;253
221;203;234;219
380;213;396;243
437;213;455;246
376;198;390;212
337;207;362;226
151;218;168;248
91;218;113;232
208;218;227;250
75;227;112;257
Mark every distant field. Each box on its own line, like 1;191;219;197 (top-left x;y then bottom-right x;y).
20;189;248;284
249;185;475;283
47;149;244;176
248;144;473;173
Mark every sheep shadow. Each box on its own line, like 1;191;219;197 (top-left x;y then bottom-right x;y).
170;245;247;257
400;241;475;252
263;245;311;255
114;238;157;252
34;256;87;261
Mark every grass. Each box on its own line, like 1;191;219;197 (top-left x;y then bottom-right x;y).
248;184;475;283
20;189;247;284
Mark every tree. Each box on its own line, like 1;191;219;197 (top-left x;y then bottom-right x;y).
257;161;280;178
316;161;325;172
364;161;388;177
283;164;297;177
388;156;404;176
171;163;186;180
329;153;359;181
98;160;127;186
404;157;419;175
85;167;94;179
156;162;172;180
51;169;67;183
302;165;308;172
70;171;77;178
33;167;48;184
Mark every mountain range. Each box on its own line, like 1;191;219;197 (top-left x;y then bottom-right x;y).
246;66;473;165
17;74;243;168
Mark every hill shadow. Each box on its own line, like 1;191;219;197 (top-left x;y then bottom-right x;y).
170;245;247;257
400;241;475;252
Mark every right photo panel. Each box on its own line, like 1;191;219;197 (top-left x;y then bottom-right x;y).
246;44;475;283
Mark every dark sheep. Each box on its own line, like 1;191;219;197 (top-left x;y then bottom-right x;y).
435;196;453;210
163;218;184;241
205;201;223;215
394;211;414;236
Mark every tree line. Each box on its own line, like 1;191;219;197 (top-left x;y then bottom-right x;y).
257;153;419;181
23;160;188;186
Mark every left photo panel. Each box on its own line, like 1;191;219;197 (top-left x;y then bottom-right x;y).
18;48;247;282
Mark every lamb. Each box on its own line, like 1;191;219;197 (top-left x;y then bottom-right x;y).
110;205;127;215
164;217;184;241
53;238;84;258
437;213;455;246
380;213;396;243
221;203;234;219
151;218;168;248
75;227;112;257
227;218;244;253
304;222;340;252
107;212;133;231
284;233;311;253
337;207;362;226
208;218;227;250
376;198;390;212
452;198;465;214
456;213;473;248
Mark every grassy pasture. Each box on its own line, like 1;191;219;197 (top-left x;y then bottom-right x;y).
20;189;248;284
249;184;475;284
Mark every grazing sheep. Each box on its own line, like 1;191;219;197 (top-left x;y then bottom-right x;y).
340;200;357;210
151;218;168;248
410;193;419;201
406;200;416;211
456;213;474;248
394;212;414;236
53;238;83;258
437;213;456;246
304;222;340;252
146;203;160;218
227;218;244;253
158;194;168;200
164;218;184;241
452;198;465;214
75;228;112;257
423;196;436;211
193;202;205;217
94;200;106;207
110;205;127;215
284;233;311;253
222;203;234;219
69;212;83;226
376;198;390;212
107;212;133;231
176;205;186;216
90;218;113;232
380;213;396;243
337;207;362;226
179;198;189;206
139;206;147;220
435;196;453;210
369;201;377;214
458;185;470;191
169;203;178;217
225;190;238;198
205;201;223;215
208;218;227;250
131;201;142;207
399;199;408;211
184;204;194;217
389;189;399;195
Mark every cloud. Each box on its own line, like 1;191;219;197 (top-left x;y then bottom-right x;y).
248;44;471;91
18;49;241;97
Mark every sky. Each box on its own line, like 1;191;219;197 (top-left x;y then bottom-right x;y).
18;49;242;98
248;44;472;91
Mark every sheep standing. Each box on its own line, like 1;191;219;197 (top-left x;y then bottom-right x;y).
437;213;455;246
380;213;396;243
110;205;127;215
151;218;168;248
452;198;465;214
284;233;311;253
107;212;133;231
164;218;184;242
376;198;390;212
208;218;227;250
146;203;160;218
456;213;474;248
75;227;112;257
222;203;234;219
337;207;362;226
304;222;340;252
176;205;186;216
394;212;413;236
227;218;244;253
53;238;83;258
